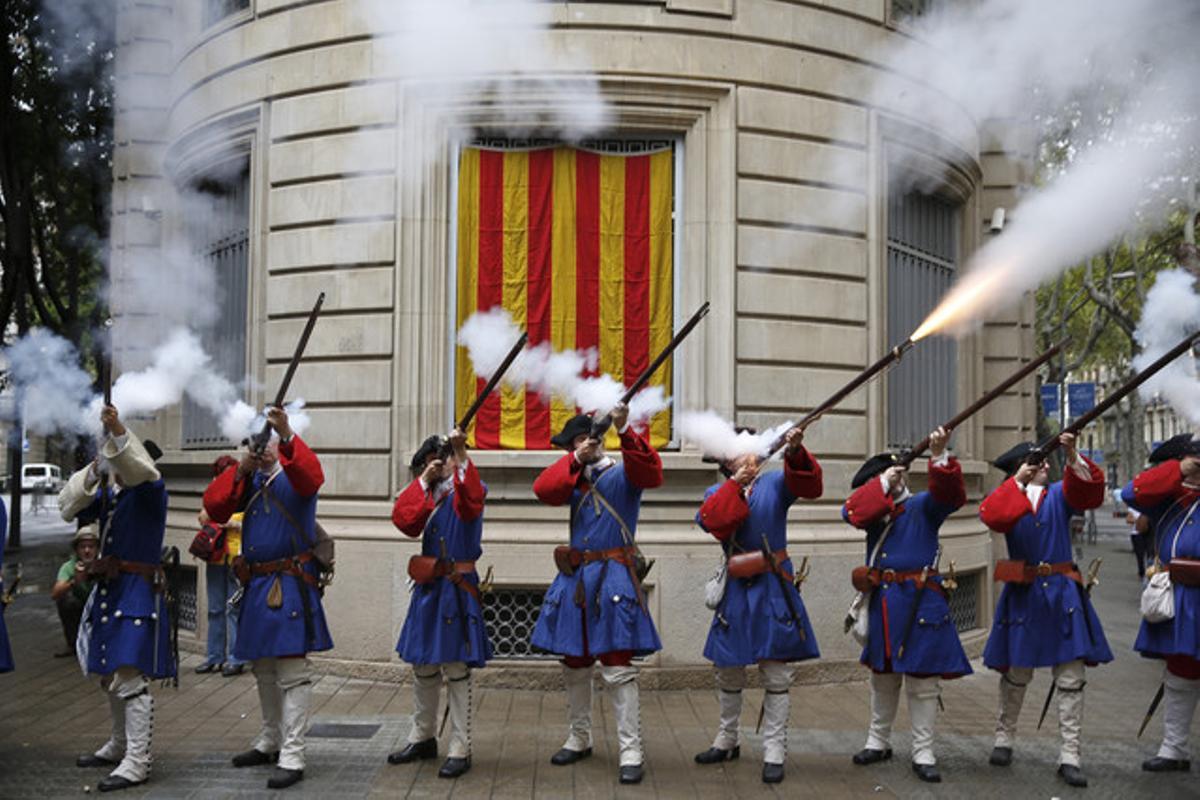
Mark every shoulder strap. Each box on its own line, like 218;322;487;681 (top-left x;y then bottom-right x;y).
588;483;637;549
259;480;317;555
866;519;894;568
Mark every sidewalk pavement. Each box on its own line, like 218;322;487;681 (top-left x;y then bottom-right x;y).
0;513;1193;799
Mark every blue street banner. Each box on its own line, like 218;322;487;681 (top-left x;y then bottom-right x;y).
1041;384;1060;417
1067;382;1096;421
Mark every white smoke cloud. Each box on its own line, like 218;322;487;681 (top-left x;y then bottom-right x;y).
1;330;96;437
1134;269;1200;424
678;410;794;462
457;307;670;425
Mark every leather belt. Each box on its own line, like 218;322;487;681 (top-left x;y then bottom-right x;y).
233;552;320;589
85;556;165;590
579;546;635;567
728;549;794;582
994;559;1082;585
870;567;938;586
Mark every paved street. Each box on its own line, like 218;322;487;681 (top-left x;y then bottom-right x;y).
0;508;1194;799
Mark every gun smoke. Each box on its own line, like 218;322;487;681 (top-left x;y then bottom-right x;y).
457;308;670;429
1133;269;1200;425
677;411;794;463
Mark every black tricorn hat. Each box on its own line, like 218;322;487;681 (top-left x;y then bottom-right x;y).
142;439;163;462
992;441;1036;477
851;452;901;489
1149;433;1200;464
410;435;444;473
550;414;594;450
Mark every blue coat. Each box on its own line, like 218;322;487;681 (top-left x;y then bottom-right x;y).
531;432;663;658
697;450;823;667
204;437;333;660
1124;462;1200;661
393;463;493;667
0;502;12;673
981;462;1113;670
843;458;973;677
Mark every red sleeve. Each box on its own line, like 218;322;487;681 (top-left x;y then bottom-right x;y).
533;452;583;506
453;460;486;521
782;446;823;500
278;435;324;498
203;466;250;525
391;479;435;538
979;478;1029;534
1130;460;1185;508
697;480;750;542
619;428;663;489
843;477;895;530
1063;455;1106;511
927;457;966;510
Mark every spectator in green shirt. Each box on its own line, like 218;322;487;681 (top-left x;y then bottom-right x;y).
51;525;99;657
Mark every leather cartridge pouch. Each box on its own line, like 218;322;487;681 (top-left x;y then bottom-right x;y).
850;565;874;593
407;554;441;584
553;545;580;577
727;551;767;580
1168;558;1200;587
993;559;1030;584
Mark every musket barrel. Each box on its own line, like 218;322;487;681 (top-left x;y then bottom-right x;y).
457;331;529;432
253;292;326;451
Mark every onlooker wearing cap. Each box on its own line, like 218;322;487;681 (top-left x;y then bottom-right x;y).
197;454;247;677
51;525;100;657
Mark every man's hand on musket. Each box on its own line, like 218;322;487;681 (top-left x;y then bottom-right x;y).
1182;455;1200;487
1060;432;1077;460
266;406;294;441
421;457;446;488
883;465;907;498
237;449;266;479
783;426;804;455
1014;461;1040;487
928;426;949;459
575;437;602;466
732;457;759;490
100;404;126;437
611;402;629;432
448;428;468;463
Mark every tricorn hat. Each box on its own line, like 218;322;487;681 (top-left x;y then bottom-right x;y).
410;435;444;473
1149;433;1200;464
851;452;901;489
992;441;1037;477
550;414;594;450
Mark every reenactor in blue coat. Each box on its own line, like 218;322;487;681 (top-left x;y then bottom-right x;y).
387;428;491;778
843;427;971;784
0;498;11;673
203;407;331;790
59;405;173;792
1122;434;1200;773
693;426;822;784
980;434;1111;788
530;405;663;785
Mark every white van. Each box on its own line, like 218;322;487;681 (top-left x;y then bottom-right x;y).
21;463;64;492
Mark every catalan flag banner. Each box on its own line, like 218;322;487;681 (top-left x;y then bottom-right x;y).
455;146;674;450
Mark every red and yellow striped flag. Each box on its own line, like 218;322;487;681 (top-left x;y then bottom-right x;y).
455;146;674;450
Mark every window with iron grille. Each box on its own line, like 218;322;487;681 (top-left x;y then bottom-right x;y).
182;157;250;447
947;569;982;632
174;565;199;633
205;0;249;28
481;587;555;659
892;0;936;22
886;185;960;448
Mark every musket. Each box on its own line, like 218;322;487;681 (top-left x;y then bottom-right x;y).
1138;683;1165;738
441;331;528;457
896;545;941;661
1027;329;1200;464
251;293;325;453
763;338;917;459
98;317;115;557
897;338;1069;466
589;302;710;439
1038;558;1104;729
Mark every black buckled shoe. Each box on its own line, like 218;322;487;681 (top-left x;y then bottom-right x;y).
912;763;942;783
387;738;437;765
267;767;303;789
232;749;279;768
852;747;893;766
1058;764;1088;788
550;746;592;766
618;763;644;784
1142;756;1191;772
990;746;1013;767
76;753;119;768
695;746;740;764
97;774;145;793
762;762;785;784
438;756;471;779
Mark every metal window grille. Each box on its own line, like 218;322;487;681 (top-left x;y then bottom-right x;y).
892;0;936;21
204;0;249;28
481;587;555;659
947;569;981;632
886;186;960;448
470;136;674;154
174;565;199;632
182;158;250;447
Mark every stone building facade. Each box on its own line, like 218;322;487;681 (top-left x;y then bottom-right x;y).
109;0;1037;684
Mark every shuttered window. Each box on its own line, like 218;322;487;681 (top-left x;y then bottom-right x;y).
182;157;250;448
887;187;960;448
